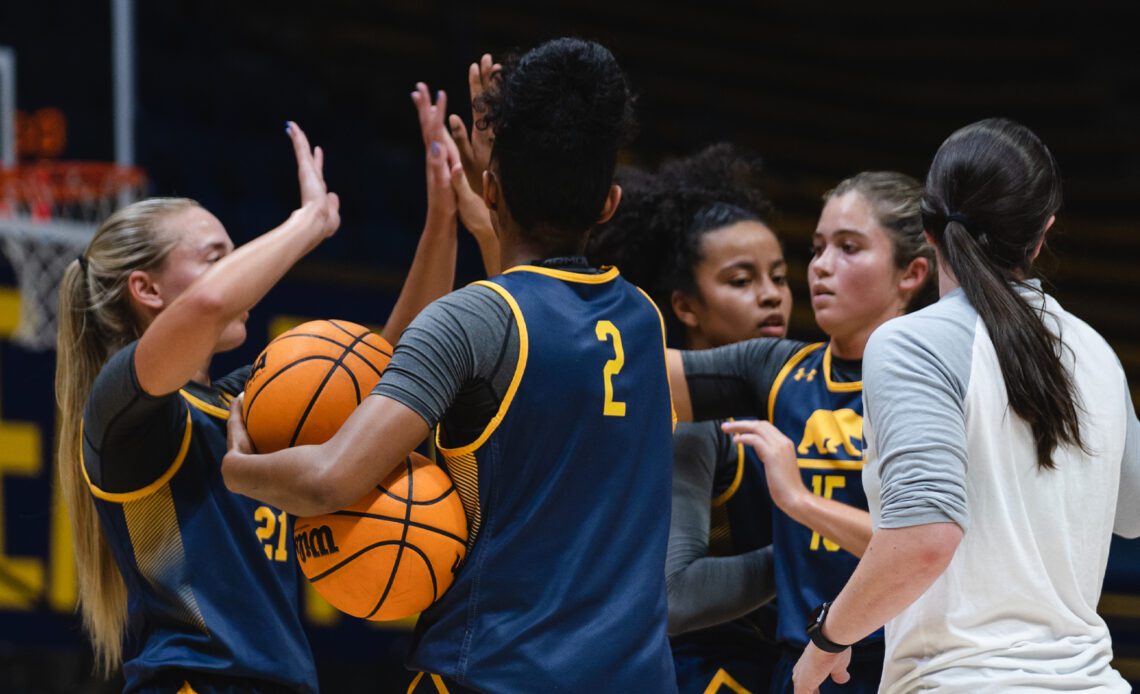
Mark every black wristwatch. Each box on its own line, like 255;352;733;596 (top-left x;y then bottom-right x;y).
806;602;851;653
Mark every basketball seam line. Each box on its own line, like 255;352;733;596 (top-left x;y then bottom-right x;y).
331;504;467;546
287;332;371;448
268;332;390;377
328;319;394;360
381;483;458;506
244;354;346;426
366;456;415;619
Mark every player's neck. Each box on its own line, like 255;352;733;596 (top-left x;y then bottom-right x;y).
498;234;587;272
189;361;211;387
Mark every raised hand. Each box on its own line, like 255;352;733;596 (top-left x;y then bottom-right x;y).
721;420;809;513
287;121;340;238
412;84;458;223
448;53;500;195
412;82;498;275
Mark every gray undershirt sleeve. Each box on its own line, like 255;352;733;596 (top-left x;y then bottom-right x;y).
864;313;971;532
680;338;808;422
1115;377;1140;538
665;421;775;636
371;284;515;432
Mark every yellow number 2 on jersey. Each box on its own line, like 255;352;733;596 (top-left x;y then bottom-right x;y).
595;320;627;417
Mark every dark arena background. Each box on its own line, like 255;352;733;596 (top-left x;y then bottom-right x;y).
1;1;1137;691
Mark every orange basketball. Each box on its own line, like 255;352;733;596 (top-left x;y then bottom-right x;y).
242;319;392;453
293;452;469;621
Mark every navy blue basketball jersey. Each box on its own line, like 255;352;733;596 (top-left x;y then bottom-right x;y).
408;265;677;692
718;424;774;560
767;343;880;649
83;345;316;693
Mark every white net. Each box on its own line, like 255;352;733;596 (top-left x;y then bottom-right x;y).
0;164;145;351
0;217;94;350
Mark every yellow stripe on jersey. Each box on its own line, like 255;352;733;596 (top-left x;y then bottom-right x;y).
709;427;745;556
767;343;824;422
711;425;745;509
436;281;529;458
81;409;193;503
406;672;452;694
435;280;529;550
502;264;620;284
822;345;863;392
123;483;208;633
440;448;482;553
703;667;752;694
179;389;230;419
796;458;865;471
632;285;677;430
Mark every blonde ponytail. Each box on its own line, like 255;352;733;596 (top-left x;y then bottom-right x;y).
54;197;197;676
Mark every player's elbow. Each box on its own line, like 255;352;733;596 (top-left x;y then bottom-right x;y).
302;460;356;516
912;523;963;576
184;287;229;322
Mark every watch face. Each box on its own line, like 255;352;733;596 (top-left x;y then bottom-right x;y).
807;602;827;630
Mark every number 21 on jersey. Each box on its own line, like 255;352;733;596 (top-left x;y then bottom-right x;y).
595;320;626;417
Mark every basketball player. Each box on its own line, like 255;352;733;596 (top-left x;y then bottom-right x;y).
222;39;678;693
791;119;1140;693
55;94;469;692
589;143;790;693
667;172;935;693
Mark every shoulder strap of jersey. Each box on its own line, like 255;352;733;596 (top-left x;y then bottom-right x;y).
767;342;826;421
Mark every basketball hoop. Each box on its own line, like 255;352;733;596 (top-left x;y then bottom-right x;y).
0;161;146;350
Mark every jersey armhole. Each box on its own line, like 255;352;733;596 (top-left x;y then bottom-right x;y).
82;406;193;503
767;342;825;421
632;285;676;430
434;280;529;458
711;421;745;509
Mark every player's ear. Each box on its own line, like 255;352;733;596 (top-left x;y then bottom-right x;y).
596;184;622;225
897;256;929;296
128;269;165;312
482;170;499;211
671;289;701;331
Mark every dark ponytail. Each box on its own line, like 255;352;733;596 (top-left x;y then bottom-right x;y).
922;118;1083;470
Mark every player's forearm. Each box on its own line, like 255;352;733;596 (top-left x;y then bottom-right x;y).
666;350;693;422
184;204;327;322
138;205;331;396
471;227;501;277
381;212;458;344
222;444;340;517
785;494;872;558
666;547;775;635
819;523;962;646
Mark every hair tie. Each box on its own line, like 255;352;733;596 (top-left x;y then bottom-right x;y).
946;213;971;227
77;255;88;272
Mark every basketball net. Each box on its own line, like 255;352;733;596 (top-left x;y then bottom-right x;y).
0;163;145;350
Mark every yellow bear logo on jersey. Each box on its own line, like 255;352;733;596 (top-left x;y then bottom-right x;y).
797;408;863;458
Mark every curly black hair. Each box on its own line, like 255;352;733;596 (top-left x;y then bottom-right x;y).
477;38;636;252
587;143;773;310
